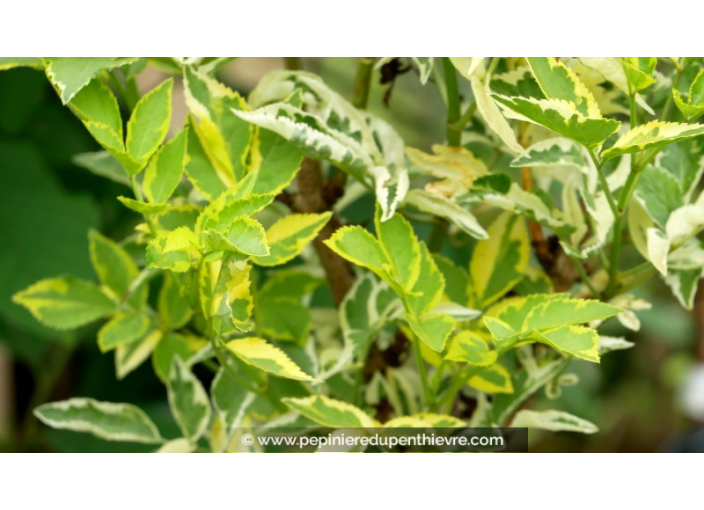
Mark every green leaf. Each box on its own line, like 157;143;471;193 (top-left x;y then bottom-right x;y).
235;71;409;220
203;218;269;257
156;438;195;453
117;196;171;216
433;254;470;305
152;333;206;382
527;57;601;117
126;79;173;168
385;412;466;428
376;211;421;291
523;297;622;332
493;94;620;147
470;74;525;155
665;267;704;310
68;79;123;141
602;121;704;161
622;57;657;92
44;57;138;104
34;398;163;444
251;212;331;267
0;57;43;70
12;277;115;330
255;271;321;343
247;128;302;195
146;227;200;273
223;217;269;256
673;69;704;119
167;357;212;443
196;191;274;234
339;274;399;363
445;331;498;366
469;363;514;393
532;325;600;363
406;243;445;317
511;409;598;434
324;225;387;273
406;313;455;352
89;229;145;306
115;330;162;380
143;128;188;203
211;368;255;434
491;66;543;98
97;312;150;352
492;358;569;425
158;274;193;330
184;117;228;200
282;395;377;427
73;151;130;186
634;165;684;228
225;337;318;382
470;212;530;308
183;66;252;183
511;137;587;171
658;140;704;201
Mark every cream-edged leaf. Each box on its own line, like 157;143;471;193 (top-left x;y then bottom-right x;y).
251;212;331;267
226;337;318;382
511;409;598;434
602;121;704;161
283;395;377;428
34;398;163;444
12;277;115;330
167;357;212;443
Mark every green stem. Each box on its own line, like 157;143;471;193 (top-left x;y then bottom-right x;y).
628;92;638;129
569;254;600;298
130;175;144;202
587;149;618;217
352;57;375;109
434;365;479;413
412;337;434;407
616;266;657;294
450;101;477;132
442;57;462;146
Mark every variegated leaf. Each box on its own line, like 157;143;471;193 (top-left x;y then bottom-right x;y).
34;398;163;443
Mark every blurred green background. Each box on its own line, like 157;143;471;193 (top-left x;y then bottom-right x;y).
1;58;702;452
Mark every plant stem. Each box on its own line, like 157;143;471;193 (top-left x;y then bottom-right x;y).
587;148;618;217
442;57;462;146
411;337;434;407
130;175;144;202
352;57;375;109
435;365;479;413
450;101;477;132
616;266;657;294
628;92;638;129
569;254;600;297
